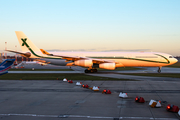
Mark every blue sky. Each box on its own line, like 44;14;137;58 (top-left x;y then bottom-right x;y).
0;0;180;55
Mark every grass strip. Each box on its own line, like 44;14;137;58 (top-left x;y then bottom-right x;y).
0;73;134;81
120;73;180;78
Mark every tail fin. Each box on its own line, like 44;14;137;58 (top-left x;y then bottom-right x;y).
15;31;42;58
0;59;15;75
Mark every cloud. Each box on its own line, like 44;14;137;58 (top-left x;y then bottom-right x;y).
150;34;179;36
47;48;97;52
102;49;152;52
47;48;152;52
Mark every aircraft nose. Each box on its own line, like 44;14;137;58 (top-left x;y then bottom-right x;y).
173;58;178;64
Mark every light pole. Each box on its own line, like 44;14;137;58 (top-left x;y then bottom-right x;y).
15;45;17;64
5;42;7;59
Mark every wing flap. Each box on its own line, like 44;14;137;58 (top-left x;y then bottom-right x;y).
40;49;118;64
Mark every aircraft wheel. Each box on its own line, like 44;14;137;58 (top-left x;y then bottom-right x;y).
85;69;89;73
94;69;97;73
90;69;94;73
157;67;161;73
85;69;97;73
158;69;161;73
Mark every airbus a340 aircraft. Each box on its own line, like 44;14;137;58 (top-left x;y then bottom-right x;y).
7;31;178;73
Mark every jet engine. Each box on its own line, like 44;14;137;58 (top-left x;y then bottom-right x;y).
74;59;93;67
99;63;116;70
21;52;31;58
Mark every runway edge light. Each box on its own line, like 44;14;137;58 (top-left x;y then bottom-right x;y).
102;89;111;94
68;80;73;83
166;104;179;113
119;92;128;98
82;84;89;88
135;96;145;103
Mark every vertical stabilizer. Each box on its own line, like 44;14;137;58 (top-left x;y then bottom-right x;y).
15;31;42;58
0;59;15;75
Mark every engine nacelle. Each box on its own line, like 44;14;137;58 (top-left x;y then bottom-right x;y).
74;60;93;67
99;63;116;70
21;52;31;58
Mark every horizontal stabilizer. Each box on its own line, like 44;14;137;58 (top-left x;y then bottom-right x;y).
6;50;31;57
40;49;51;55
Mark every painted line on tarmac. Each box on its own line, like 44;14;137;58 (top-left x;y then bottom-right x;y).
0;113;179;120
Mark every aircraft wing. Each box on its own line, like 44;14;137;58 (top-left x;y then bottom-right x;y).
48;54;86;61
40;49;85;61
47;53;117;64
40;49;117;63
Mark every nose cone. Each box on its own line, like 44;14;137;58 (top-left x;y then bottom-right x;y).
172;58;178;64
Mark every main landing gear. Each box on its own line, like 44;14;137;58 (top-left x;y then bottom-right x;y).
84;68;98;73
157;66;162;73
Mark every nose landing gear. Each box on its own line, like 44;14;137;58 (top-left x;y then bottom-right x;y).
157;67;162;73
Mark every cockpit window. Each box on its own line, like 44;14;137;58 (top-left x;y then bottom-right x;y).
169;56;174;58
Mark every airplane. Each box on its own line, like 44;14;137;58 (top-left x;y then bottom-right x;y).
6;31;178;73
0;59;15;75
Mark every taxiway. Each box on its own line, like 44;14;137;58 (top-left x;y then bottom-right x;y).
0;80;180;120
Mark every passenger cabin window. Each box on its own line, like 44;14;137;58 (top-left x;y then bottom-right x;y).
135;56;157;58
169;56;174;58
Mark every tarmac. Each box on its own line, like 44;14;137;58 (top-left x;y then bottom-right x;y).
1;64;180;120
0;80;180;120
9;65;180;81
